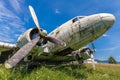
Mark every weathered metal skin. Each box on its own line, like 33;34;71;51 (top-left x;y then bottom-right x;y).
31;13;115;61
0;13;115;62
16;28;38;48
46;13;115;54
14;13;115;61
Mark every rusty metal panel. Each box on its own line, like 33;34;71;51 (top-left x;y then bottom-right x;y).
62;26;73;44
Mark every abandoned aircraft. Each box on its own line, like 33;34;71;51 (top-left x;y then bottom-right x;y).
0;5;115;69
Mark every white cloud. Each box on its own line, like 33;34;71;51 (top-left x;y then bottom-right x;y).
95;56;107;61
8;0;24;13
0;36;14;43
55;9;60;14
0;1;26;43
102;34;109;37
98;46;120;52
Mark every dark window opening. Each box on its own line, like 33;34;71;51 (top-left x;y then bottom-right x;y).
79;16;85;19
72;18;79;23
56;31;60;35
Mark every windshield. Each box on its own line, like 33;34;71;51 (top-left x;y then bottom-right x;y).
72;16;86;23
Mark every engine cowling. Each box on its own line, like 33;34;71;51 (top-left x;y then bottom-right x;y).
16;28;47;48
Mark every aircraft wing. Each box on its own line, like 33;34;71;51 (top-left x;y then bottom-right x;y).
0;42;16;64
0;42;16;52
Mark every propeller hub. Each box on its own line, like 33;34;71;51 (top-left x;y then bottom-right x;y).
41;30;47;36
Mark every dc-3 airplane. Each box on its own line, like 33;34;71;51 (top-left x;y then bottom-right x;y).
0;5;115;70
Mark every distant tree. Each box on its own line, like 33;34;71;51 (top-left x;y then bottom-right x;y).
108;56;117;64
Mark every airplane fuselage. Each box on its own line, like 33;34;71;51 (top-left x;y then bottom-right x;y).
46;13;115;53
14;13;115;62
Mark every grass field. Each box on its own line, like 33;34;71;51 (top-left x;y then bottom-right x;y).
0;63;120;80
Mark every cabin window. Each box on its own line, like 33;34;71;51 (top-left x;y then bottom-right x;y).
79;16;85;19
56;31;60;35
72;18;79;23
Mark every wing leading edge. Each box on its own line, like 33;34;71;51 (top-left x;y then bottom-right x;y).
0;42;16;51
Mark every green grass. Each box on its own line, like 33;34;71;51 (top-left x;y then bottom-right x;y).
0;63;120;80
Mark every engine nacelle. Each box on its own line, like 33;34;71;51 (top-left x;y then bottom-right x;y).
16;28;47;48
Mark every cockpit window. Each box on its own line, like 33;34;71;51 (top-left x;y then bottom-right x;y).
72;16;86;23
72;18;79;23
79;16;85;19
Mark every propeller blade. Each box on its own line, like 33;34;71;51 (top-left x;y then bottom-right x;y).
29;5;41;33
90;54;95;70
29;5;66;47
5;37;40;69
45;36;66;46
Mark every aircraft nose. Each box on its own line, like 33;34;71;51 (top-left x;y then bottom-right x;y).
100;13;115;28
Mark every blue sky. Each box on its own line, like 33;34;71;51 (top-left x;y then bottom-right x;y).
0;0;120;61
